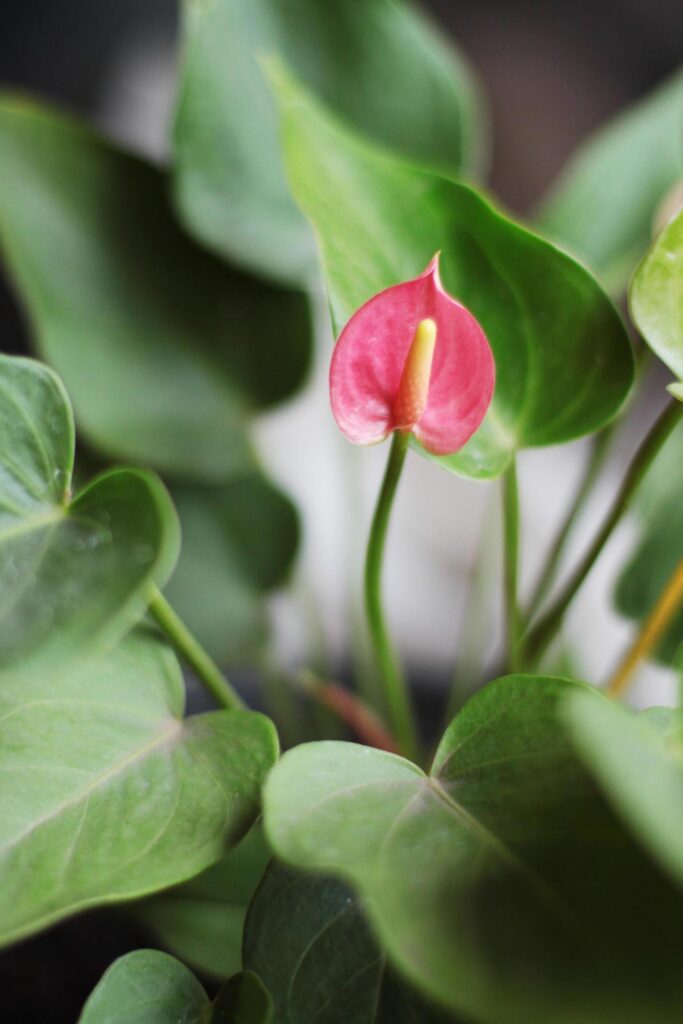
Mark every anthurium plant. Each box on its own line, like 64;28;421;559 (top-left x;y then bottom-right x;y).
0;2;682;1022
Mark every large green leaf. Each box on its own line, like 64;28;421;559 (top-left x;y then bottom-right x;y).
136;826;270;979
268;63;633;479
244;861;453;1023
0;354;178;670
0;631;278;947
172;0;485;285
565;692;683;890
630;207;683;384
537;69;683;293
79;950;272;1023
0;94;311;479
166;476;299;665
615;418;683;664
263;674;683;1024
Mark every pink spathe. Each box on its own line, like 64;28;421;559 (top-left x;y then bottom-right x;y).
329;254;495;456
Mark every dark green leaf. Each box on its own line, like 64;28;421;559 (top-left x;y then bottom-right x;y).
166;476;299;665
172;0;485;285
244;861;453;1023
630;207;683;383
268;62;633;479
615;418;683;664
537;69;683;292
136;826;271;979
213;972;273;1024
263;674;683;1023
0;94;311;479
565;691;683;889
0;354;178;670
79;949;209;1024
0;631;278;947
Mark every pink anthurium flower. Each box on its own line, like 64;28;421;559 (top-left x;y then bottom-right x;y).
329;254;495;455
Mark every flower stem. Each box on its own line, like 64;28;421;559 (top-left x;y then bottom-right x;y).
503;458;522;672
148;586;245;711
524;400;683;665
364;431;418;760
607;558;683;697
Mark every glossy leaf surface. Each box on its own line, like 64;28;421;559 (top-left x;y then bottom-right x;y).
537;69;683;292
0;95;310;479
136;826;270;979
244;860;453;1023
0;632;278;947
615;418;683;664
269;64;633;478
630;207;683;382
566;692;683;889
79;950;209;1024
166;477;299;665
0;355;178;670
264;675;683;1023
173;0;484;284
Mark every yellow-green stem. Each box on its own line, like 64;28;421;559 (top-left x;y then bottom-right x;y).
503;458;522;672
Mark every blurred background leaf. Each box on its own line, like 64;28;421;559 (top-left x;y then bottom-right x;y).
172;0;486;286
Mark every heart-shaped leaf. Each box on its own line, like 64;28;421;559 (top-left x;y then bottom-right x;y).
0;354;179;670
537;69;683;292
263;674;683;1024
244;860;453;1023
0;95;311;480
79;950;272;1023
268;62;634;479
172;0;485;285
166;477;299;665
630;207;683;384
136;826;270;980
0;630;278;947
565;691;683;889
615;418;683;665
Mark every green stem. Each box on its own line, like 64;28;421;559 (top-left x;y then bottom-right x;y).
148;587;245;711
364;431;418;760
524;426;614;624
524;400;683;665
503;458;522;672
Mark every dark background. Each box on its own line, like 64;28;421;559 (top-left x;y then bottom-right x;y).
0;1;680;1020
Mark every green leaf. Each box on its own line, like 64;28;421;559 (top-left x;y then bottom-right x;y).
172;0;485;285
630;207;683;382
268;62;634;479
166;476;299;665
244;861;453;1023
136;826;271;980
615;418;683;664
565;691;683;890
0;630;278;947
263;674;683;1024
537;70;683;293
0;354;179;670
79;950;210;1024
213;972;273;1024
0;94;311;480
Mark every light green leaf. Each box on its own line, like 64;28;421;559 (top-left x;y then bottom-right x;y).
166;476;299;665
565;691;683;890
0;354;178;670
136;826;270;980
537;69;683;293
0;631;278;947
172;0;485;286
268;62;633;479
212;972;273;1024
630;207;683;382
244;861;453;1023
615;418;683;664
263;674;683;1023
79;949;210;1024
0;94;311;480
